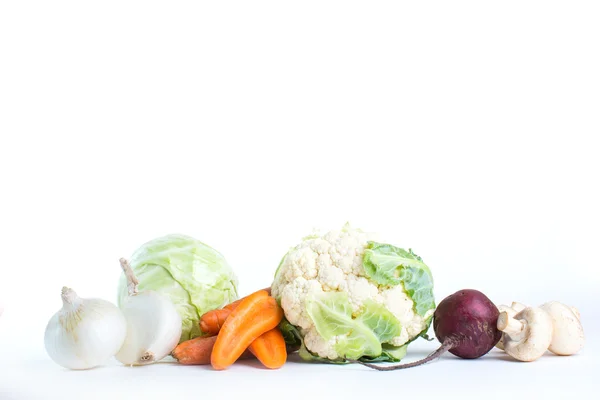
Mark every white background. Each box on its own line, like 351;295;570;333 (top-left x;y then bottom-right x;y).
1;1;599;399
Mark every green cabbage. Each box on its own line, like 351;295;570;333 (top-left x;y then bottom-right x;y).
117;234;239;342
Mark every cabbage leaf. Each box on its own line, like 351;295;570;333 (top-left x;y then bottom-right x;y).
118;234;238;342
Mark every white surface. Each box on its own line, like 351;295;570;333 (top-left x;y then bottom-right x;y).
1;1;599;399
1;321;599;400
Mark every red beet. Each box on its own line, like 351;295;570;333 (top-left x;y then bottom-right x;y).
433;289;502;359
358;289;502;371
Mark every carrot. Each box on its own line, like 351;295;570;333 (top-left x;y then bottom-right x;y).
211;290;283;370
199;287;272;335
172;336;218;365
200;309;232;335
248;328;287;369
172;335;253;365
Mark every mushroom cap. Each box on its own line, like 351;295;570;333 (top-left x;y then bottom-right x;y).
502;307;553;362
495;305;518;351
570;306;581;321
540;301;585;356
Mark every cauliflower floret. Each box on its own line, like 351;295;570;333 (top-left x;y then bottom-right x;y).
309;238;332;254
280;277;323;330
302;329;339;360
344;275;382;313
323;228;372;274
381;286;428;346
382;286;418;325
316;262;344;290
283;246;318;281
272;225;433;360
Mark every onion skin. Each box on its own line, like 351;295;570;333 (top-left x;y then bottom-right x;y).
44;288;127;370
115;291;182;366
433;289;502;359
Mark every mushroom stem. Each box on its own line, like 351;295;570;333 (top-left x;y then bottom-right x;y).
497;311;525;337
511;302;527;313
501;307;554;362
496;305;518;351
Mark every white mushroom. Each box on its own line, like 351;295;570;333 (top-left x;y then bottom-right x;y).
497;307;553;362
569;306;581;321
540;301;585;356
510;301;527;313
495;305;518;351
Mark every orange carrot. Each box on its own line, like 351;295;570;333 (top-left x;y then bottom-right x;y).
222;299;243;312
172;335;253;365
248;328;287;369
200;309;232;335
224;287;271;309
172;336;218;365
211;290;283;370
200;287;272;335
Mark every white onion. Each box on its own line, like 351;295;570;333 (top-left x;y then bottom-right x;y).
115;258;182;366
44;287;127;370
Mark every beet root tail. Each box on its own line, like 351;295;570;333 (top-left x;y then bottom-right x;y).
352;340;454;371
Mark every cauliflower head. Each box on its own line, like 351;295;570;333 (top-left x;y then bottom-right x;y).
272;225;435;362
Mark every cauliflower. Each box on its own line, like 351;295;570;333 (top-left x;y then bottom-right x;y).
272;225;435;362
